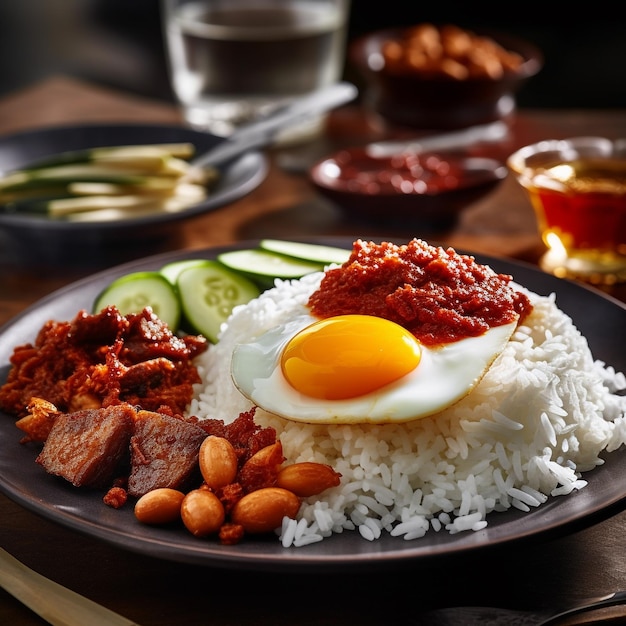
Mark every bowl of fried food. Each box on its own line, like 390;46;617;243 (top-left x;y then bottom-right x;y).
349;23;543;130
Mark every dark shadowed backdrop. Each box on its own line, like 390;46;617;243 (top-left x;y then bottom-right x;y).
0;0;624;110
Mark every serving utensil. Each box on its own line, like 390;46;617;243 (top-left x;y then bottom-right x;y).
419;590;626;625
364;120;509;159
0;546;140;626
190;81;358;170
0;81;358;179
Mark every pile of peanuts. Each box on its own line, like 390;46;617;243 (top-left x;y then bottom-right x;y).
134;435;341;544
381;23;524;80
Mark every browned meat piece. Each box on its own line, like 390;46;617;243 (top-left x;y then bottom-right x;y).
128;410;207;497
67;306;128;346
36;404;135;488
116;356;202;415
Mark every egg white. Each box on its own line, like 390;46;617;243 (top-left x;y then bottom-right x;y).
230;313;518;425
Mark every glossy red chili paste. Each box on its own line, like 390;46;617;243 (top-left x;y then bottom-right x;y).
325;150;497;196
308;239;533;346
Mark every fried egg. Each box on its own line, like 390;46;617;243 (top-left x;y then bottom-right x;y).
230;313;518;424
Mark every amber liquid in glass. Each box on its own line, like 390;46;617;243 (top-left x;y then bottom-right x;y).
524;158;626;284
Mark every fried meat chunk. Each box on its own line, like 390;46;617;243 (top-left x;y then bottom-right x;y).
36;403;135;488
128;410;207;497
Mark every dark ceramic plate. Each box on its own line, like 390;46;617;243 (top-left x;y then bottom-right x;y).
0;123;268;244
0;238;625;572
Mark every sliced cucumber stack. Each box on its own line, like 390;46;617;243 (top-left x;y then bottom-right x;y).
92;240;352;340
0;142;215;220
176;261;260;343
217;248;325;288
259;239;350;265
93;271;181;330
160;259;211;286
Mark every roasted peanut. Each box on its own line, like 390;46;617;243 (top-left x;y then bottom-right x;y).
134;488;185;525
276;462;342;497
181;489;225;537
198;435;238;490
239;441;284;472
231;487;300;534
244;441;284;469
238;441;285;492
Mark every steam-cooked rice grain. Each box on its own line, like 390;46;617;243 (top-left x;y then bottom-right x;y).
188;273;626;545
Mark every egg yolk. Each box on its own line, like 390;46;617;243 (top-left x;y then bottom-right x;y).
280;315;422;400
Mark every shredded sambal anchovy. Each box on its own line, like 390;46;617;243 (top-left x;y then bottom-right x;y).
0;305;208;418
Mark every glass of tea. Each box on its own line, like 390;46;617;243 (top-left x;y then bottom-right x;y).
508;137;626;285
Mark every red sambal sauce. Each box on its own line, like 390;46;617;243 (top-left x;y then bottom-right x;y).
330;150;492;196
308;239;533;346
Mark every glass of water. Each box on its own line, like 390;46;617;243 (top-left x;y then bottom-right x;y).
161;0;351;139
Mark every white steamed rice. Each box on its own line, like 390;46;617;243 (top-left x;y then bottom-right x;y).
187;270;626;546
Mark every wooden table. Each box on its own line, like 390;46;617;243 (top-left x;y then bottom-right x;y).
1;77;626;625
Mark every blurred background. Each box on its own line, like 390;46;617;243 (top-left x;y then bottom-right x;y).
0;0;625;110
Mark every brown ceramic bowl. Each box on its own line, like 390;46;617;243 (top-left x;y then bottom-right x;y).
350;24;543;130
310;146;507;229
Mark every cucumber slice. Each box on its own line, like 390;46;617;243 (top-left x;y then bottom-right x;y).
160;259;209;286
19;143;196;171
93;271;181;330
176;261;260;343
259;239;351;265
217;249;324;287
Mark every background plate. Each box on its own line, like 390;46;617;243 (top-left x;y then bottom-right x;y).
0;123;268;243
0;238;625;572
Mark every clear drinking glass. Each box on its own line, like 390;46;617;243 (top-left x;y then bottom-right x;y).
508;137;626;286
161;0;351;139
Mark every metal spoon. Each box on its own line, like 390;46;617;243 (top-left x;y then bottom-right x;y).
0;82;357;179
0;546;140;626
418;591;626;625
189;81;358;170
364;120;510;159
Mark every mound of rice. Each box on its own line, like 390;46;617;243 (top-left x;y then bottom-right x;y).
188;271;626;547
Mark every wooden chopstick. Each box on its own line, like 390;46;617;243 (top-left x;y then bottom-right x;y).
0;547;140;626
